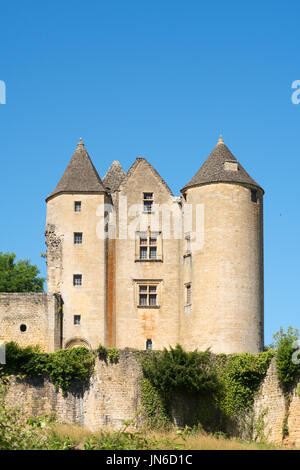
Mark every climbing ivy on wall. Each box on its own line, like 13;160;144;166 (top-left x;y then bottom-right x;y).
1;342;95;395
214;351;274;418
140;345;274;429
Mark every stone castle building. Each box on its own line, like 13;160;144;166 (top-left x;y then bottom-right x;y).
0;136;264;354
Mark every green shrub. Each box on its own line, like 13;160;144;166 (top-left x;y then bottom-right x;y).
2;342;95;395
107;348;119;364
215;351;274;418
97;344;108;360
142;344;220;411
273;327;300;386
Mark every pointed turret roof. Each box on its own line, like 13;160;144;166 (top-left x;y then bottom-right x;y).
102;161;126;192
46;139;106;201
181;137;264;193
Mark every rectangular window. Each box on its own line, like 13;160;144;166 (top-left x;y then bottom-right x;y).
74;201;81;212
186;284;191;305
146;339;153;350
251;190;258;203
139;285;157;307
138;234;157;260
143;193;153;213
73;274;82;286
74;232;83;244
74;315;81;325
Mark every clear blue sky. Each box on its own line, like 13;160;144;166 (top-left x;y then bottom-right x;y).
0;1;299;346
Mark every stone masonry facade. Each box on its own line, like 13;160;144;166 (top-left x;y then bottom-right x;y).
0;136;264;354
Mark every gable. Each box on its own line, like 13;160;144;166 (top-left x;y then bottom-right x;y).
119;158;173;202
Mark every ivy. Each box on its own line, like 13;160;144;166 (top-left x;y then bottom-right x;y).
1;342;95;395
107;348;119;364
140;344;273;429
97;345;119;363
215;351;274;418
140;378;170;429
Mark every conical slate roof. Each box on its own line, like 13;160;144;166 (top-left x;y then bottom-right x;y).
181;137;264;193
46;139;106;201
102;161;126;192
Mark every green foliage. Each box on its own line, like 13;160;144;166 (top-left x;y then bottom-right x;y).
83;422;183;450
0;384;51;450
97;344;108;360
215;351;274;418
272;327;300;386
141;345;273;431
142;345;220;400
0;251;44;292
140;378;170;429
2;342;95;395
107;348;119;364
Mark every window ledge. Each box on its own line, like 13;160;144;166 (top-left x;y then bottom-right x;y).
137;305;160;309
184;303;192;308
135;259;163;263
142;211;155;215
183;252;191;258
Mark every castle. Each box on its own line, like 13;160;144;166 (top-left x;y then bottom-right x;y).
0;136;264;354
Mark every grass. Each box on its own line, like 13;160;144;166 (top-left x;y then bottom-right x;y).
49;423;285;450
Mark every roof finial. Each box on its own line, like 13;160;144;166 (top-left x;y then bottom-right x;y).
78;137;84;146
218;135;224;145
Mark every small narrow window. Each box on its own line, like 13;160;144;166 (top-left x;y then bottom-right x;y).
73;274;82;286
251;190;257;203
74;315;81;326
74;201;81;212
74;232;83;244
185;233;191;256
146;339;153;350
186;284;191;305
143;193;153;213
20;324;27;333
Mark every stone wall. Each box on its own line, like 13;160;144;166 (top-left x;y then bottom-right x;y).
0;293;61;352
253;358;300;447
3;350;143;432
3;353;300;447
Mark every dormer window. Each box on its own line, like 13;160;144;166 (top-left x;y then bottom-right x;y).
143;193;153;213
224;161;238;171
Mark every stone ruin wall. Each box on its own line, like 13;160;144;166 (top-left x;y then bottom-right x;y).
3;353;300;447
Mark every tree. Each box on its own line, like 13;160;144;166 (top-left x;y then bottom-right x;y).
0;251;44;293
272;327;300;386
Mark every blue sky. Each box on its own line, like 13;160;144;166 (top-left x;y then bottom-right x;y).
0;1;299;345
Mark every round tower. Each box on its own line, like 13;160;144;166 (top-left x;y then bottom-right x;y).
181;136;264;354
45;138;107;350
